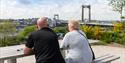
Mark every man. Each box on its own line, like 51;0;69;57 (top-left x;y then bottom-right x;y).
24;17;65;63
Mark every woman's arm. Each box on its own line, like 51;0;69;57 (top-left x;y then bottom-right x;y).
60;33;70;50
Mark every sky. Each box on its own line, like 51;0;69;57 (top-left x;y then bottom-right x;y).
0;0;124;20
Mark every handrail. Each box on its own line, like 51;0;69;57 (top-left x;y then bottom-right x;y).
0;44;34;63
0;39;99;63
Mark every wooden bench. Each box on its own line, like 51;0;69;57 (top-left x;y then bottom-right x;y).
92;54;120;63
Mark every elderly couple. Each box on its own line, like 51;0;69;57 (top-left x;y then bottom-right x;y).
24;17;94;63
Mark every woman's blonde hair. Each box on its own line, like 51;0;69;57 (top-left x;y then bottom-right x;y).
68;20;80;29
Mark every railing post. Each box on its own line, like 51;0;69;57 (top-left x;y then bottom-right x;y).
0;60;4;63
7;58;17;63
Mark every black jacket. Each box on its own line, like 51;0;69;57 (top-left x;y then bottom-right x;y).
26;27;65;63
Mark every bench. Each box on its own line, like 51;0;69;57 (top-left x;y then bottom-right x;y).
92;54;120;63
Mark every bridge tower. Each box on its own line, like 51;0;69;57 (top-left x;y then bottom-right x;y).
82;5;91;23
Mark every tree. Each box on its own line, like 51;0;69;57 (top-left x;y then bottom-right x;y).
0;21;17;47
0;21;16;36
17;25;36;41
108;0;125;21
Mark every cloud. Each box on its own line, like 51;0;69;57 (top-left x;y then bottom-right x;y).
0;0;121;20
91;2;120;20
17;0;32;5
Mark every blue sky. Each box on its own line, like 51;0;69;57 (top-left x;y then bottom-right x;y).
0;0;124;20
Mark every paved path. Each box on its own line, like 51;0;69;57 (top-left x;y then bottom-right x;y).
92;46;125;63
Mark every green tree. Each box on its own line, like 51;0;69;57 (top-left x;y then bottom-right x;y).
17;25;36;42
0;21;17;47
0;21;16;35
108;0;125;21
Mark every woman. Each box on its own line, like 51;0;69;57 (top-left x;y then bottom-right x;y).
60;20;93;63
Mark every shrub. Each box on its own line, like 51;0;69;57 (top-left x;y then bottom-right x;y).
93;26;103;39
0;36;19;47
81;25;103;39
101;31;122;43
101;32;113;43
81;25;94;39
113;22;124;32
114;33;125;45
80;25;125;45
53;27;68;33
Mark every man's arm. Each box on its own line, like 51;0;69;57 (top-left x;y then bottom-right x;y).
24;47;34;55
24;33;34;55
